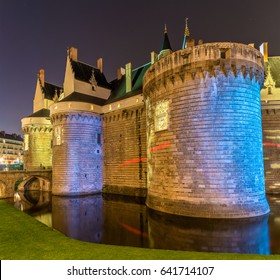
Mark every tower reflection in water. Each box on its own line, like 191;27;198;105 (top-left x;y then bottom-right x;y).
148;209;270;255
18;192;271;254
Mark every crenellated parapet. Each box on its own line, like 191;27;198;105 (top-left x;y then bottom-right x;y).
50;111;102;126
143;42;269;218
143;42;264;94
50;102;103;196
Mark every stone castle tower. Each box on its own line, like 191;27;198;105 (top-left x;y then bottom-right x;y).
143;21;269;218
21;70;62;170
22;20;270;218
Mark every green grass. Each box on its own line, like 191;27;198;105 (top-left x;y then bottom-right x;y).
0;200;279;260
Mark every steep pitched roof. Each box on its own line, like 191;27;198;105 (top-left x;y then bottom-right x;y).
107;63;151;104
42;82;63;100
28;108;51;118
161;25;172;51
70;60;111;89
61;92;106;106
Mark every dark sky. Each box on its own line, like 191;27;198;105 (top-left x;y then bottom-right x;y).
1;0;279;135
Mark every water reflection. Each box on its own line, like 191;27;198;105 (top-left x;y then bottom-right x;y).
52;195;103;243
8;191;280;255
148;210;270;254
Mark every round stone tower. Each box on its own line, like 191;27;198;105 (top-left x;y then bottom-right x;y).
21;116;52;171
143;42;270;218
50;101;102;195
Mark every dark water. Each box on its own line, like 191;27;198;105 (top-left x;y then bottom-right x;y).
9;190;280;255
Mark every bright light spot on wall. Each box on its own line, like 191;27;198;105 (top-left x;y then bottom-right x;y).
118;103;121;108
109;105;112;111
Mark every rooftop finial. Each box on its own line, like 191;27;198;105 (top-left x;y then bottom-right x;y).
184;18;190;37
164;24;167;34
182;17;190;49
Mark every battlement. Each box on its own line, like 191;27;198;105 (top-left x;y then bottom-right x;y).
143;42;264;88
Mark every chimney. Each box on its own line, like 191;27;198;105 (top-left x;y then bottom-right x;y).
97;58;103;73
117;67;125;80
38;69;45;86
69;47;78;61
151;51;158;65
187;38;195;47
125;62;132;93
260;42;268;62
198;39;203;45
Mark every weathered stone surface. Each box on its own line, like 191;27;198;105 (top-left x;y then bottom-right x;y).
262;108;280;194
103;106;147;196
51;111;102;195
22;122;52;171
143;42;270;218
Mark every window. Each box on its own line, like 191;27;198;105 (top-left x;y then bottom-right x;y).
97;133;101;145
54;126;62;146
268;87;272;95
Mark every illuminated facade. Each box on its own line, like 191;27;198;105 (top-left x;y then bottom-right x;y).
261;43;280;194
22;21;270;218
0;131;23;166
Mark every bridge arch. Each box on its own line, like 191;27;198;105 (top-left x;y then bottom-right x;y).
0;170;52;198
18;175;51;192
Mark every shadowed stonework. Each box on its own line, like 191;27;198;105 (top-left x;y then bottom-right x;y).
143;43;269;218
18;23;270;219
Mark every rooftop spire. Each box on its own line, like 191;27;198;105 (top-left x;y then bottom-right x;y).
182;17;190;49
161;24;172;52
158;24;173;60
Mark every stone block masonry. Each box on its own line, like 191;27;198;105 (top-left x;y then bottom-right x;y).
143;42;270;218
22;118;52;171
103;105;147;196
51;111;102;195
262;108;280;194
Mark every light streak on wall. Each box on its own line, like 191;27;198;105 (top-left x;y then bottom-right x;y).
263;142;280;148
119;141;170;166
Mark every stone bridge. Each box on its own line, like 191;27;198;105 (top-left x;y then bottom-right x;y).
0;170;52;198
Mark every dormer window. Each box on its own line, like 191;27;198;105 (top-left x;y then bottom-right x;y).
92;85;96;91
268;87;272;95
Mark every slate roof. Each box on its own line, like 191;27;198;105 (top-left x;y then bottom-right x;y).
28;108;51;118
161;32;172;51
70;60;111;89
106;63;151;104
61;92;106;106
42;82;63;100
265;57;280;88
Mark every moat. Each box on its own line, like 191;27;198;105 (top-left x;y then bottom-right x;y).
7;191;280;255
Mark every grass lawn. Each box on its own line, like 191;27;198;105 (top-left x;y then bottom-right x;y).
0;200;279;260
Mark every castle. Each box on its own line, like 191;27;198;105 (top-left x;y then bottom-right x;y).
21;21;270;218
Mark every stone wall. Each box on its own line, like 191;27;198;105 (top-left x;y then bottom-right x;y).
103;105;147;196
143;42;270;218
262;107;280;194
51;110;102;195
22;122;52;171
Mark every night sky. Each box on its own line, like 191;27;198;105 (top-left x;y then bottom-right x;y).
1;0;279;135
